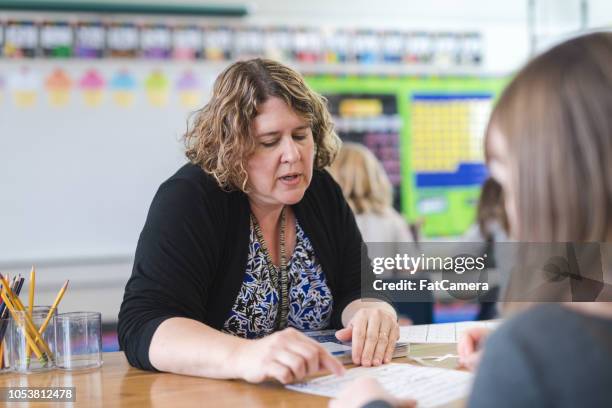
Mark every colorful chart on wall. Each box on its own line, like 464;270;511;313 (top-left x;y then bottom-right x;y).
306;76;507;237
410;93;492;236
324;93;402;210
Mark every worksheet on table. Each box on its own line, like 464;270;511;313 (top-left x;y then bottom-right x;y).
287;363;473;408
399;320;500;343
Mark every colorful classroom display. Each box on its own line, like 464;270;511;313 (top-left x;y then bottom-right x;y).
0;19;483;67
0;66;205;109
411;94;492;236
326;94;403;209
44;68;72;107
7;66;39;107
78;69;105;106
307;76;506;237
0;13;502;238
0;66;505;237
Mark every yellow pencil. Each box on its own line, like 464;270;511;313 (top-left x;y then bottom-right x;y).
0;276;53;358
28;266;35;314
38;280;69;335
26;281;69;361
25;266;35;360
0;290;46;363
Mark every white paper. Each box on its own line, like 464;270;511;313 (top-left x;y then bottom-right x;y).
287;363;473;408
399;320;500;344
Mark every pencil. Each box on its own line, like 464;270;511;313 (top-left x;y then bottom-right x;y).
25;267;35;361
26;280;69;361
38;280;69;336
0;290;46;364
0;276;21;346
0;275;53;358
28;267;35;314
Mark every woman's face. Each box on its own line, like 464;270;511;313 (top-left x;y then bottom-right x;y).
246;97;315;208
487;126;519;238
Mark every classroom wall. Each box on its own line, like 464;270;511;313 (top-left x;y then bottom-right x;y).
2;0;611;323
99;0;533;74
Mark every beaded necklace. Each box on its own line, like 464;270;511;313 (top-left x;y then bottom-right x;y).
250;206;289;329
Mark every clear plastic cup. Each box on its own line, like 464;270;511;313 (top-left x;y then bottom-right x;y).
8;306;56;373
55;312;102;370
0;316;12;373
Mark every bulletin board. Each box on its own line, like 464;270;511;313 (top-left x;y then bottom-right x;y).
305;76;507;237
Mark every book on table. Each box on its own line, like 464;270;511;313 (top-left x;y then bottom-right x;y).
304;329;410;364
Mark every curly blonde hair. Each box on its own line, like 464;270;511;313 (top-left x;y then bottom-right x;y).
184;58;340;191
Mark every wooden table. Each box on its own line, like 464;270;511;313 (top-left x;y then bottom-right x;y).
0;343;463;407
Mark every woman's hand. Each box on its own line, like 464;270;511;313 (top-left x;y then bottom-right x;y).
335;307;399;366
457;327;490;371
234;327;345;384
329;377;416;408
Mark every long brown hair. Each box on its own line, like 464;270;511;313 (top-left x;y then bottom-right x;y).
485;32;612;242
184;58;340;191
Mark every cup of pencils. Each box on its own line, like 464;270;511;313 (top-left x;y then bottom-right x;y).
8;306;57;373
0;268;69;374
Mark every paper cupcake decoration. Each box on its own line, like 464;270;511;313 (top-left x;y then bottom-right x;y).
176;71;201;109
8;67;39;108
78;69;105;107
144;70;169;107
45;69;73;107
110;70;136;107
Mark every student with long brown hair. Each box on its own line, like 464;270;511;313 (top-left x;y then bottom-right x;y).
330;31;612;408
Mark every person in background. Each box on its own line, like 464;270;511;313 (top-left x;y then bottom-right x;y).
462;177;510;320
118;59;399;385
329;142;422;325
328;142;413;248
329;31;612;408
470;177;508;245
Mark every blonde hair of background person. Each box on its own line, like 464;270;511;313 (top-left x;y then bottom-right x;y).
328;142;413;245
329;31;612;408
119;58;401;386
329;142;392;214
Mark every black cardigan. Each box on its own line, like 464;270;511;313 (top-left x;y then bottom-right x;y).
118;163;372;371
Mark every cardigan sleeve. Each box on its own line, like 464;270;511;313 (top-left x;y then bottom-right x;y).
117;177;224;371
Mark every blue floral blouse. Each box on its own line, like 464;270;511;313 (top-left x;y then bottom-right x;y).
222;219;333;338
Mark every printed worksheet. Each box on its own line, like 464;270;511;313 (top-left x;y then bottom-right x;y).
399;320;500;343
287;364;473;408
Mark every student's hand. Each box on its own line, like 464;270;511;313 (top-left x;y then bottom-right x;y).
329;377;416;408
335;308;399;366
235;327;345;384
457;327;490;371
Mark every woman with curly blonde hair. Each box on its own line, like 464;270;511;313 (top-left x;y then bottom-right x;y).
119;59;399;384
